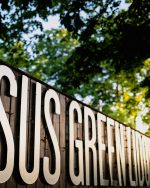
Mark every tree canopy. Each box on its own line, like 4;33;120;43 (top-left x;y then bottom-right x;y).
0;0;150;133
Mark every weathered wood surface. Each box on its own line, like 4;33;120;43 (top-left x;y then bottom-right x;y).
0;61;149;188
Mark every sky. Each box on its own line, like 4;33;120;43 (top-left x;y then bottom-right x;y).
38;1;149;134
41;0;130;30
23;1;149;134
42;15;60;29
23;0;130;43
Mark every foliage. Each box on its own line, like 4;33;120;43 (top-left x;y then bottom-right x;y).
0;42;30;70
55;0;150;91
0;0;53;43
31;29;79;82
32;29;150;129
0;0;150;132
51;0;150;129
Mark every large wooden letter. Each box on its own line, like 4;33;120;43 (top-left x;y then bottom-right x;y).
142;137;150;186
115;122;126;186
84;106;97;186
19;76;41;184
69;101;84;185
43;89;61;185
127;127;138;186
0;65;17;183
107;117;117;186
136;132;144;186
97;113;109;186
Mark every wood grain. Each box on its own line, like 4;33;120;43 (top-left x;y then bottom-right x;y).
0;61;149;188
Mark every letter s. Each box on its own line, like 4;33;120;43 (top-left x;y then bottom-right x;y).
43;89;61;185
0;65;17;183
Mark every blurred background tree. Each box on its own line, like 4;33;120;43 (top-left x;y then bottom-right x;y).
0;0;150;133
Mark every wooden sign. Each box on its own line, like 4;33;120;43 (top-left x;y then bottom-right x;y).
0;61;150;187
